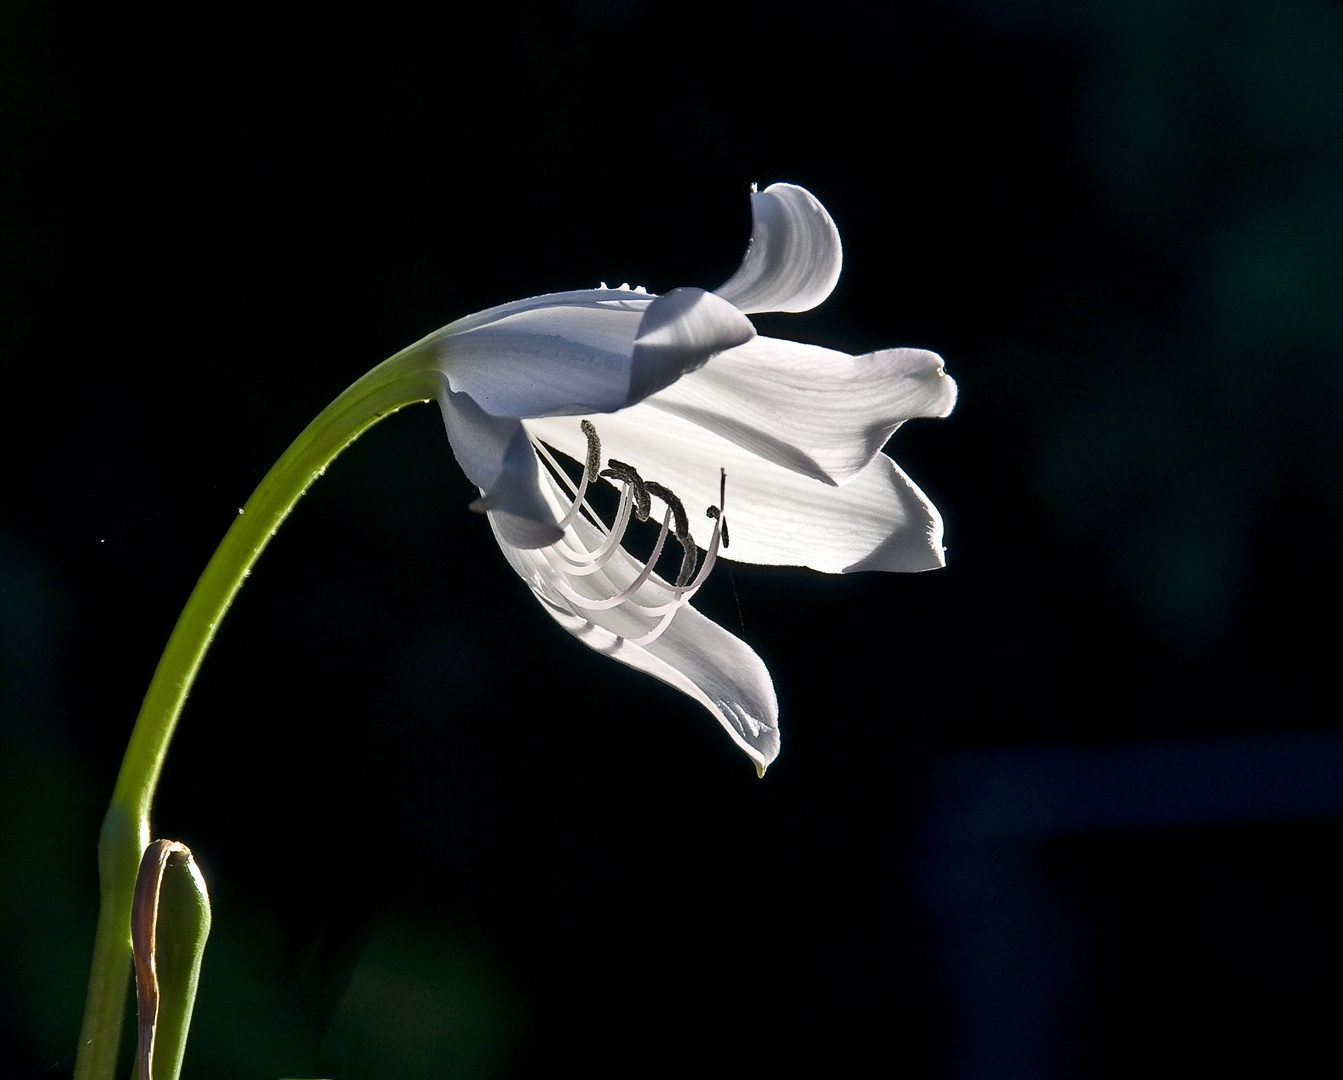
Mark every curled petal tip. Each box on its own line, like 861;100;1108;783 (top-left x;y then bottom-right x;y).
754;760;767;778
716;182;843;315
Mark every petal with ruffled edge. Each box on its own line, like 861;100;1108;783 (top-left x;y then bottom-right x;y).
526;408;947;573
715;183;843;315
433;287;753;420
488;474;781;773
644;337;957;485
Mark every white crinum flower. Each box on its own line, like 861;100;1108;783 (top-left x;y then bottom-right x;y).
427;183;956;775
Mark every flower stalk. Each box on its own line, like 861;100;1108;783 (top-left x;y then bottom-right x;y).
73;342;444;1080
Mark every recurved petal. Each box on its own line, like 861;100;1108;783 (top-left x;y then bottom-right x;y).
532;591;781;773
627;288;756;404
488;488;781;773
433;288;652;419
645;337;957;484
526;409;948;573
438;387;563;547
715;183;843;314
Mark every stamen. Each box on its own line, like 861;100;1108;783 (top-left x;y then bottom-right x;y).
542;505;676;610
706;507;729;549
532;436;636;563
645;481;696;587
530;433;646;575
580;419;602;484
546;497;721;631
540;480;727;622
552;484;636;573
601;459;651;522
528;425;733;650
533;436;596;532
627;479;728;645
644;482;688;539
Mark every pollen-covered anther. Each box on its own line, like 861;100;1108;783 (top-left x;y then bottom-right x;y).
644;481;697;587
580;419;602;484
601;458;651;522
706;505;730;549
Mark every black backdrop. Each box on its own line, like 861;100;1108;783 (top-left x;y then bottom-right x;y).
3;1;1341;1077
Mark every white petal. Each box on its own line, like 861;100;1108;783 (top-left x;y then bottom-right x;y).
432;286;754;420
433;288;651;418
489;481;781;772
645;337;957;484
439;286;651;337
527;592;780;773
527;409;947;573
715;183;843;314
627;288;756;403
439;387;563;547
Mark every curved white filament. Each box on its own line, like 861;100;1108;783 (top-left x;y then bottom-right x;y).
527;435;729;646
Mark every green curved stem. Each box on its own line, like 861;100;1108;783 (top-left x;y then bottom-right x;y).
74;340;445;1080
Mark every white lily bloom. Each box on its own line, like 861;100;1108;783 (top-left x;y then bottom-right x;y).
424;183;956;775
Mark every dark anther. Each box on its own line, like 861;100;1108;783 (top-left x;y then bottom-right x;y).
600;459;651;521
645;482;689;540
706;505;730;548
675;545;697;589
580;420;602;484
646;481;697;587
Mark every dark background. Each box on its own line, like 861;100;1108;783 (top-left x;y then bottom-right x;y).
3;1;1341;1077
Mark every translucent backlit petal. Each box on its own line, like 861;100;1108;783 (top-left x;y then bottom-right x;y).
627;288;756;403
438;387;563;547
715;183;843;314
527;409;947;573
434;288;651;418
645;337;956;484
489;473;780;771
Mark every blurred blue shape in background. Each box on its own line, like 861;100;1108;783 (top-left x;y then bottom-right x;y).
913;734;1343;1078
